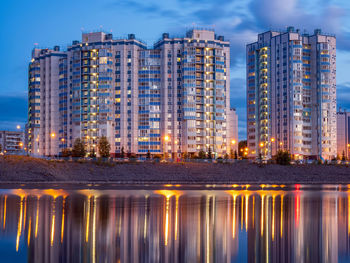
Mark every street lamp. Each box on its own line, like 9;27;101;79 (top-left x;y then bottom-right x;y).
51;133;56;138
270;138;275;156
16;125;21;130
163;135;170;160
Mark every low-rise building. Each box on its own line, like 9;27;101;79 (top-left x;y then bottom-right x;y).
0;131;25;154
227;108;239;155
337;109;350;159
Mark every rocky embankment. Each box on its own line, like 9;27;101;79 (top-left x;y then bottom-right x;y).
0;155;350;184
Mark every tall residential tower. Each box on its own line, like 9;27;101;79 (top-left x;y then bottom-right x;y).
27;29;233;158
246;27;336;160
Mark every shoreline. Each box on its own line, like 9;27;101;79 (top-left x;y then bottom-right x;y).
1;155;350;186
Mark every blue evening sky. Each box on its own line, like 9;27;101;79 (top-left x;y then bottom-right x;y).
0;0;349;139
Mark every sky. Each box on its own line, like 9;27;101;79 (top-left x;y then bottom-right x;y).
0;0;350;140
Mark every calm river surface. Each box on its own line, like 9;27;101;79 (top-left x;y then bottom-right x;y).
0;184;349;262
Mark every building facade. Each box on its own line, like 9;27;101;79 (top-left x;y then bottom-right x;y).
27;29;233;157
247;27;336;160
337;109;350;159
0;130;25;154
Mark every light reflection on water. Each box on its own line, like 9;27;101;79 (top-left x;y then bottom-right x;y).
0;185;349;262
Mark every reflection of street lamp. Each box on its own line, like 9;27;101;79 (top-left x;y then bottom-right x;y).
259;142;264;161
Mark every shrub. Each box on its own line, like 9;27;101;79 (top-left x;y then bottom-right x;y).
207;147;212;159
121;146;125;158
182;151;189;159
61;148;72;157
89;148;96;158
198;150;206;159
275;150;291;165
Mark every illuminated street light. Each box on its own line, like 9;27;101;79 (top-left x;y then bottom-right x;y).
164;135;170;142
271;138;275;142
260;142;264;147
51;133;56;138
231;139;236;145
16;125;21;130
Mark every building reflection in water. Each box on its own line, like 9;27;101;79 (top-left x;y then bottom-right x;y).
0;185;349;262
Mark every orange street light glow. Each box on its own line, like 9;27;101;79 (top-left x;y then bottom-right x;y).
164;135;170;141
231;139;236;145
271;138;275;142
51;133;56;138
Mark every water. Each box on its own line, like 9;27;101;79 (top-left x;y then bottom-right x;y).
0;184;349;262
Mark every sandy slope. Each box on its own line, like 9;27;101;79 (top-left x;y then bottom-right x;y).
0;156;350;184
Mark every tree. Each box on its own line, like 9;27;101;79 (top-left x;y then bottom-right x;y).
98;136;111;158
238;140;247;158
276;150;291;165
0;144;2;153
121;146;125;158
207;147;212;159
198;150;206;159
146;150;151;159
224;153;229;160
234;150;238;160
72;139;86;157
342;151;346;161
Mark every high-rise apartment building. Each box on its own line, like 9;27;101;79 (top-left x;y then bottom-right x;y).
246;27;336;160
27;29;232;157
337;109;350;159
